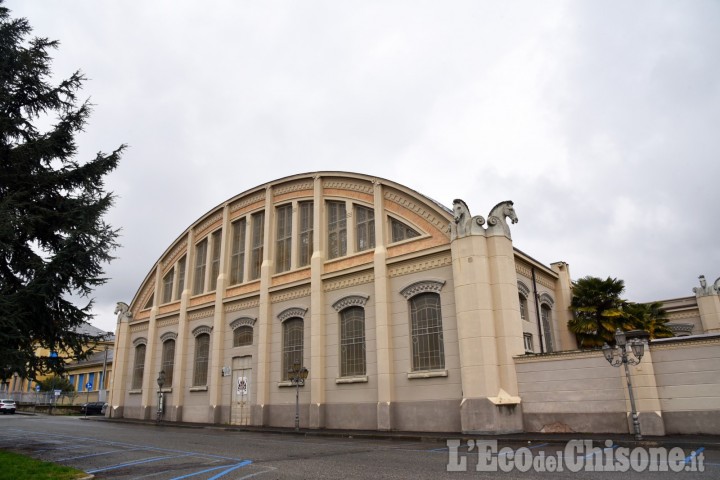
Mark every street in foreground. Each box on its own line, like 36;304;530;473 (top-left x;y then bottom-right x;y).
0;414;716;479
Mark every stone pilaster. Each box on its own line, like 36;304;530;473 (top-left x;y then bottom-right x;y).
626;343;665;436
550;262;577;351
171;230;193;422
140;266;162;420
254;187;273;426
697;295;720;333
209;205;230;423
309;176;326;428
107;304;132;418
373;181;394;430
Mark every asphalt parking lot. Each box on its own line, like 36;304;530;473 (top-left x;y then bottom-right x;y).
0;414;718;479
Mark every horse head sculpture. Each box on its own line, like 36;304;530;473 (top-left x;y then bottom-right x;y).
451;199;485;240
486;200;518;239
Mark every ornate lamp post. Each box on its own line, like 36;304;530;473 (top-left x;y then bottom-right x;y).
288;361;309;431
156;370;166;423
602;329;647;440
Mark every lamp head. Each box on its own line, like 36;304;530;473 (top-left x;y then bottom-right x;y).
602;343;614;363
300;367;309;381
157;370;166;388
630;340;644;361
614;329;627;347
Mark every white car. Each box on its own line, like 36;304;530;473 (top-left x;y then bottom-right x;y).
0;399;16;414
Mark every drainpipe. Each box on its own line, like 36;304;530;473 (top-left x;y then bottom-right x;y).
531;267;545;354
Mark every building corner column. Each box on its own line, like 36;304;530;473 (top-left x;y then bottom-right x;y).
373;180;393;430
209;206;230;424
550;261;577;351
140;267;162;420
309;175;326;429
107;302;132;418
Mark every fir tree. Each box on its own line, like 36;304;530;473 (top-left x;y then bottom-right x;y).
0;2;124;381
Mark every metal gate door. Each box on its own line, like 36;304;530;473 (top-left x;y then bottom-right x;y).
230;356;252;426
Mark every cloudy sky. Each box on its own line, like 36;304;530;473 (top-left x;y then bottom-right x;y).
8;1;720;333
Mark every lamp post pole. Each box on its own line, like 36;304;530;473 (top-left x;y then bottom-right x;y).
288;361;309;431
156;370;165;423
602;329;647;441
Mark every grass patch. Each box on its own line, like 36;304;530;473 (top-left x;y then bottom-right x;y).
0;450;88;480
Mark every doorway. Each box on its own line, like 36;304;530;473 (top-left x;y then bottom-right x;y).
230;355;252;425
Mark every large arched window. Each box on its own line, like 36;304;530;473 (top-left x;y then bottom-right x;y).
340;306;366;377
193;332;210;386
131;343;146;390
282;318;304;380
161;339;175;386
410;292;445;371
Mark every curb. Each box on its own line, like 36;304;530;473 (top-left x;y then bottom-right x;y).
90;416;720;451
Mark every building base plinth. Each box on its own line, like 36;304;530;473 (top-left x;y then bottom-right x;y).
460;397;523;434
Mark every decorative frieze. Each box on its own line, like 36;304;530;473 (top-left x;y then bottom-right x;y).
188;308;214;321
323;273;374;292
323;179;373;195
161;238;188;270
332;295;370;312
388;254;452;278
230;317;257;330
400;280;446;299
130;323;149;333
229;191;266;213
668;311;700;321
278;307;308;322
157;317;179;328
192;325;212;336
224;298;260;313
385;191;450;236
273;180;313;196
270;286;311;304
160;331;178;342
194;212;223;238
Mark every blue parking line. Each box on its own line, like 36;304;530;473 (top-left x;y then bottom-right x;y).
168;460;253;480
56;447;143;462
684;447;704;464
169;464;236;480
86;454;191;474
208;461;253;480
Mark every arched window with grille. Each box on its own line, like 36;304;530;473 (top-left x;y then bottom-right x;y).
282;318;304;380
131;342;146;390
340;306;366;377
410;292;445;371
161;339;175;386
193;332;210;386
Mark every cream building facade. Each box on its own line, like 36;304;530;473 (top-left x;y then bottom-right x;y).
108;172;720;434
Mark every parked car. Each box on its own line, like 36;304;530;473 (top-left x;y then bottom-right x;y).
0;399;16;414
80;401;106;415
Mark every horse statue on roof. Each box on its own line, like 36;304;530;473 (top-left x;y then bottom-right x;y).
486;200;518;239
114;302;133;322
451;199;486;240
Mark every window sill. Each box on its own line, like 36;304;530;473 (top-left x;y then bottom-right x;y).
129;389;142;395
407;370;448;379
336;376;368;384
189;386;208;392
278;381;305;388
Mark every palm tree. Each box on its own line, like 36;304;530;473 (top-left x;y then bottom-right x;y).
568;276;633;348
625;301;674;339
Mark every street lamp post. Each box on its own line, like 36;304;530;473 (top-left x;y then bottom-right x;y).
602;329;647;440
287;361;309;431
156;370;166;423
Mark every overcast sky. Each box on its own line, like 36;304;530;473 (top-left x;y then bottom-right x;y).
8;1;720;333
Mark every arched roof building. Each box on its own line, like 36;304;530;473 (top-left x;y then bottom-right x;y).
108;172;575;433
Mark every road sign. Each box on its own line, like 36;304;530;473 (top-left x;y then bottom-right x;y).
85;382;92;390
53;389;61;396
35;385;41;392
